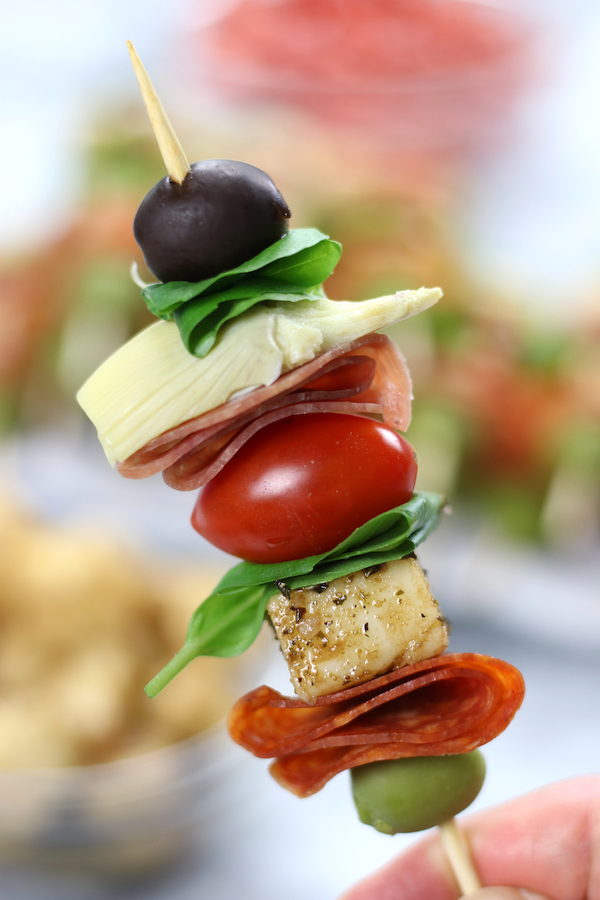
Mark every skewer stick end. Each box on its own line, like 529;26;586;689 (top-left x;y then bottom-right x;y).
438;818;482;896
126;40;191;185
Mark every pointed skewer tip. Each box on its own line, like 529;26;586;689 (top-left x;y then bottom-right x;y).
126;40;191;185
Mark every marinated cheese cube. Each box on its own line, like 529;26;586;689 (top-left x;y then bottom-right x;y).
267;557;448;703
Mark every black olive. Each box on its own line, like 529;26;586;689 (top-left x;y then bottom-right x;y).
133;159;291;283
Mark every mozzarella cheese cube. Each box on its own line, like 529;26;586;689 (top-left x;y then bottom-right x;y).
267;557;448;703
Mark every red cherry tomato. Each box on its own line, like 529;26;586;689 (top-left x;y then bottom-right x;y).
191;412;417;564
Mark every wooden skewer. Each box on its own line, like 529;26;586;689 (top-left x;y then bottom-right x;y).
126;40;191;185
127;38;481;899
438;818;482;896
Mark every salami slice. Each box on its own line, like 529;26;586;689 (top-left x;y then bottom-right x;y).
228;653;524;797
116;334;411;481
163;400;382;491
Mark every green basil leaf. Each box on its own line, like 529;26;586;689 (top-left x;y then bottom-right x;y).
141;228;333;318
144;583;273;698
146;493;444;696
217;492;442;590
260;240;341;287
283;545;417;591
142;287;179;320
283;508;443;591
174;281;319;357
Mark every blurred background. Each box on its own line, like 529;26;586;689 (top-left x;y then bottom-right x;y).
0;0;599;897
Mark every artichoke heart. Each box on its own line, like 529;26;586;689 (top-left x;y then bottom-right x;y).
77;287;441;465
271;286;441;359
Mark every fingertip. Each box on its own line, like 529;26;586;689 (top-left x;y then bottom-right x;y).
337;833;456;900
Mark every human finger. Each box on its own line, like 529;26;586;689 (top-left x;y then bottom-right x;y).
464;890;551;900
338;775;600;900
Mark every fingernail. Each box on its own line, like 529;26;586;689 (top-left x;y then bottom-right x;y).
461;889;552;900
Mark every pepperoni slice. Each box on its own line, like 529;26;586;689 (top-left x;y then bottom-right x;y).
228;653;524;797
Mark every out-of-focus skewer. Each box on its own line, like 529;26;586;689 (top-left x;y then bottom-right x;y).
439;818;483;895
126;40;191;185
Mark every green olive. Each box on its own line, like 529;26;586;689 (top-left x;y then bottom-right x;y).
351;752;486;834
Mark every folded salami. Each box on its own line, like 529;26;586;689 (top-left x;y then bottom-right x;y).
116;333;412;484
228;653;525;797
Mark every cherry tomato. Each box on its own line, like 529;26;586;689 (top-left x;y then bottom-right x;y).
191;412;417;564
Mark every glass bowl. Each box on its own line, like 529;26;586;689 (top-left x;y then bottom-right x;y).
0;726;243;876
195;0;537;151
0;625;272;879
